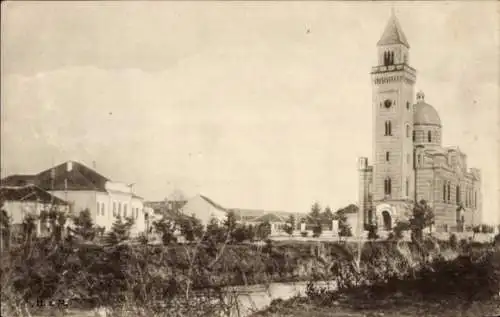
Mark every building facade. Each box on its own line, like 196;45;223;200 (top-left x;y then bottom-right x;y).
0;185;70;236
358;12;482;233
1;161;150;235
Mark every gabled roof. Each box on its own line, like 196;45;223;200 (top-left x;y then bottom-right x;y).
36;161;109;192
199;194;227;212
1;161;110;192
377;11;410;48
1;174;36;186
252;212;286;223
0;185;68;205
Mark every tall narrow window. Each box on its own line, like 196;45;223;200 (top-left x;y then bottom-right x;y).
443;183;447;202
101;203;105;216
113;202;116;216
406;125;410;138
412;130;416;141
386;151;390;162
405;177;409;197
118;203;122;216
447;182;451;202
456;185;460;205
406;101;410;110
385;121;392;136
407;153;410;165
384;177;392;195
428;131;432;142
474;191;477;208
124;205;128;218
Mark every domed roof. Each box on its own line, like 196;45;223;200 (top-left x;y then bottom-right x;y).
413;91;441;127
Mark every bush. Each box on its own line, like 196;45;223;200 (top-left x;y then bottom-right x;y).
301;231;308;237
393;221;409;240
449;233;458;250
367;224;379;240
312;224;322;238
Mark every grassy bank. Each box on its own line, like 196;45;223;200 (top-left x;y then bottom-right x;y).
253;241;500;317
1;235;496;316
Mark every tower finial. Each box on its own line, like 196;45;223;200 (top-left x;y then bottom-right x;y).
416;90;425;102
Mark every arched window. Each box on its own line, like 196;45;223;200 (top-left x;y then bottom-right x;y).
428;131;432;142
385;121;392;136
384;177;392;195
406;101;410;110
447;182;451;202
389;51;394;65
456;185;460;205
386;151;390;162
405;177;409;197
403;54;408;64
412;130;416;141
113;202;116;216
384;51;389;66
406;124;410;138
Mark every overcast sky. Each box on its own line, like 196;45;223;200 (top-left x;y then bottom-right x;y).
1;1;499;223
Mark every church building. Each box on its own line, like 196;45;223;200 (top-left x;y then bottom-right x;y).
358;11;482;233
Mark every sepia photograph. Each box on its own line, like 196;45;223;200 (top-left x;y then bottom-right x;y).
1;1;499;316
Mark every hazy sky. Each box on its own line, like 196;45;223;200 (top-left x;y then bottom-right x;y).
1;1;499;223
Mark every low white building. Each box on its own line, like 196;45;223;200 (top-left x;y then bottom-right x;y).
180;194;227;226
1;161;148;236
0;185;70;236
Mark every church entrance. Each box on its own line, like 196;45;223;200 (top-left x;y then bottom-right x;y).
382;211;392;231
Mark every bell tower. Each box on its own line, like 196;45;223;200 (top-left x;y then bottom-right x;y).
371;11;416;216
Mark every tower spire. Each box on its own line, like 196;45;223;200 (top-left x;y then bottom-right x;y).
377;10;410;48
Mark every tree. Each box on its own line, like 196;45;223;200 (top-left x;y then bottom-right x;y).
245;224;256;242
312;223;322;238
309;202;322;220
409;200;435;242
153;216;177;245
179;215;204;242
321;206;334;224
104;216;134;245
256;221;272;241
392;221;410;240
71;209;97;241
224;211;238;233
337;211;352;237
204;218;226;244
21;213;38;244
284;215;295;237
40;207;67;242
0;203;11;250
231;225;248;243
366;223;379;240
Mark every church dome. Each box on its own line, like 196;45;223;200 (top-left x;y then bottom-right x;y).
413;91;441;126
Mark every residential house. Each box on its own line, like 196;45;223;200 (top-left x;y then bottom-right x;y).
180;194;227;226
0;185;70;237
1;161;148;235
